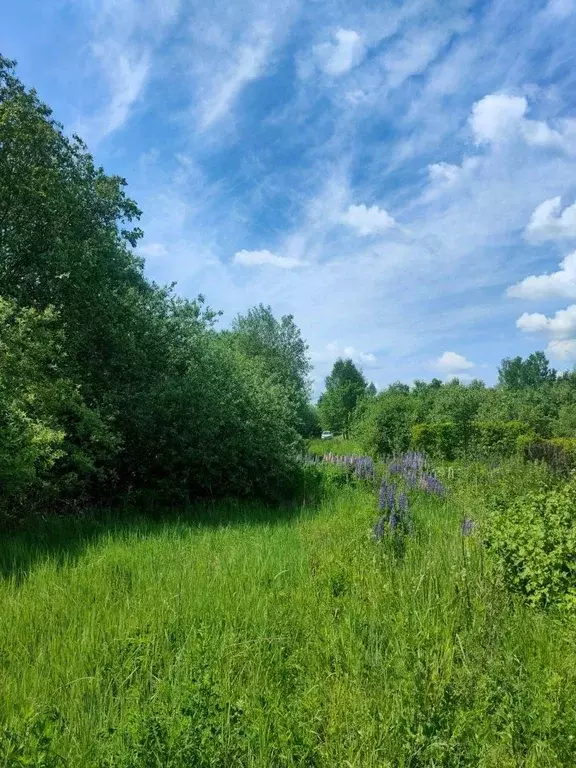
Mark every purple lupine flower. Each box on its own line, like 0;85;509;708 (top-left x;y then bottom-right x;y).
461;517;475;536
385;482;396;511
420;474;445;496
378;479;389;512
397;492;409;515
373;516;385;541
389;511;398;533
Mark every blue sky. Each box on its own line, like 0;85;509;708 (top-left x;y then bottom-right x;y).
3;0;576;393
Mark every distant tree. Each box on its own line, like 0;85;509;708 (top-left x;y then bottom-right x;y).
366;382;377;397
318;358;367;436
498;352;556;389
387;381;410;395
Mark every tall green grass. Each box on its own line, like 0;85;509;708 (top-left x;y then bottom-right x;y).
1;476;575;766
307;436;364;457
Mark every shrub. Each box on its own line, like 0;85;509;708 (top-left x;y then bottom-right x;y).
485;475;576;609
411;422;458;459
353;393;413;457
411;421;533;460
521;438;576;477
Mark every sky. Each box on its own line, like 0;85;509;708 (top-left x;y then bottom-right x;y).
3;0;576;394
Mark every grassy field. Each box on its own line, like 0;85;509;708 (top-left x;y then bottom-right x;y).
1;469;576;766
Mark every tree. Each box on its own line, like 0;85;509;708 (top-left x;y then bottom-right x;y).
318;359;367;436
230;304;312;436
498;352;556;389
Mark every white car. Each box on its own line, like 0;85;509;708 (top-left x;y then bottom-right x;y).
321;431;333;440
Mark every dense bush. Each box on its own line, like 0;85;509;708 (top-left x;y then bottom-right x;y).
0;58;311;522
411;421;532;460
353;392;413;457
485;475;576;609
520;437;576;478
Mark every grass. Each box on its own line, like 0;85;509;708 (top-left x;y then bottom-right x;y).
307;436;364;457
1;470;576;766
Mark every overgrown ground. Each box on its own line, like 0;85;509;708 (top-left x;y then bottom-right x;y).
1;464;576;766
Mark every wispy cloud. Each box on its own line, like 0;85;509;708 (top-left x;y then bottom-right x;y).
234;249;305;268
76;0;181;144
312;28;365;77
199;25;273;129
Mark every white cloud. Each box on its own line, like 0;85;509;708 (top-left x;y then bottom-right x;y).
524;197;576;242
138;242;169;259
313;29;365;76
547;338;576;360
383;27;456;89
427;157;480;188
233;249;304;268
470;93;576;153
435;351;475;373
342;204;395;236
507;251;576;299
470;94;528;144
517;304;576;338
200;27;271;129
78;0;181;143
324;341;377;365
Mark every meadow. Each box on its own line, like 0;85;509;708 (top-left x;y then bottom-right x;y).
2;449;575;767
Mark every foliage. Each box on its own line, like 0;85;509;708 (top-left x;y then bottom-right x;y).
353;391;413;457
3;480;576;765
0;58;315;519
412;420;533;460
520;437;576;478
485;475;576;609
498;351;557;389
317;358;367;436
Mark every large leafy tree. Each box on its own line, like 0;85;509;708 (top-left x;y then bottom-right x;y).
318;358;367;436
230;304;312;435
498;352;557;390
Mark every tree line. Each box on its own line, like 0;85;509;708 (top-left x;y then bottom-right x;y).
0;57;315;523
317;351;576;457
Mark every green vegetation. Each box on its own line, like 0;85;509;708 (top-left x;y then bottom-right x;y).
3;55;576;766
2;467;576;767
0;57;311;523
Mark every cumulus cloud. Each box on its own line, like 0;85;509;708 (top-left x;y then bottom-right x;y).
313;29;365;76
342;204;395;236
517;304;576;337
427;157;480;188
325;341;377;365
470;94;528;144
507;251;576;299
435;351;475;373
470;93;576;152
524;197;576;242
233;249;304;268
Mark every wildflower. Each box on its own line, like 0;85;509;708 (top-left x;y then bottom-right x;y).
461;517;475;536
420;474;445;496
389;511;398;533
397;492;409;515
373;516;385;541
